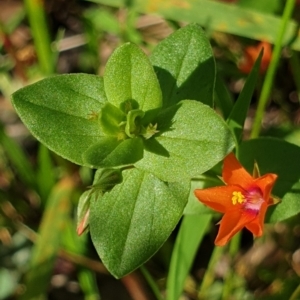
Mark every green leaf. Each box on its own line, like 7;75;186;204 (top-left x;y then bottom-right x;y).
135;100;235;182
125;109;145;138
78;268;100;300
0;269;18;300
239;138;300;223
89;168;189;278
238;0;283;14
166;215;212;300
89;0;300;51
92;168;123;191
104;43;162;114
150;23;215;107
227;50;263;144
285;128;300;147
99;102;126;136
82;136;144;167
11;74;107;166
77;190;92;235
77;168;124;235
62;217;89;256
84;8;121;35
214;74;234;120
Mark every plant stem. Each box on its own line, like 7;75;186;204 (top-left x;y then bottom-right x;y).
221;232;241;299
24;0;54;75
290;285;300;300
289;51;300;100
78;268;100;300
198;246;224;299
140;265;164;300
250;0;296;138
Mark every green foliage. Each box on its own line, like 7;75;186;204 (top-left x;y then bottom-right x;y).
214;75;234;120
150;23;215;107
11;23;235;278
0;269;18;300
166;214;212;300
104;43;162;113
11;74;107;165
135;100;234;182
227;50;263;145
83;136;144;167
36;144;56;204
90;168;190;278
238;0;283;13
4;0;300;298
165;50;276;299
77;168;123;235
24;0;53;74
20;178;73;300
0;123;36;189
90;0;300;50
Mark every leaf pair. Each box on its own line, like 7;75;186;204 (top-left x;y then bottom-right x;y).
11;24;235;277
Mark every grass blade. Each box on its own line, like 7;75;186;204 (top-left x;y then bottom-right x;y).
214;74;234;120
36;144;56;204
24;0;53;74
20;177;74;300
89;0;300;51
250;0;296;138
78;268;100;300
166;214;212;300
227;50;263;144
0;123;36;189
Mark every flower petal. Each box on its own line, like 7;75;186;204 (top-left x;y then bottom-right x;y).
245;202;268;237
245;221;261;237
254;173;277;203
194;185;245;214
215;208;256;246
222;153;254;187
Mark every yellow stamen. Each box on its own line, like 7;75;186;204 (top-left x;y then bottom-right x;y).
232;191;245;205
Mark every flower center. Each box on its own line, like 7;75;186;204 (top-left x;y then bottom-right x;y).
244;187;264;212
231;191;245;205
231;187;264;213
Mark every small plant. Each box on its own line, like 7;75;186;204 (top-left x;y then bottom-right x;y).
11;23;300;287
11;24;234;277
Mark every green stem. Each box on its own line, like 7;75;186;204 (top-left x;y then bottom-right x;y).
194;174;223;185
228;231;241;257
24;0;53;75
250;0;296;138
78;268;100;300
289;51;300;100
221;232;241;299
140;265;163;300
290;284;300;300
198;246;224;299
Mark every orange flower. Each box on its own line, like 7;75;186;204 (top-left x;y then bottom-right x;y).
194;153;278;246
238;41;272;74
